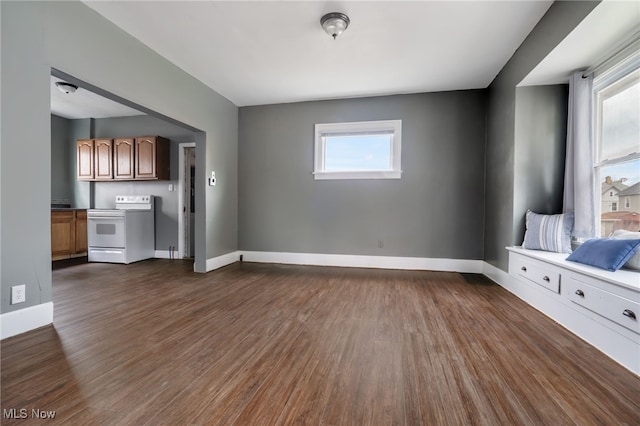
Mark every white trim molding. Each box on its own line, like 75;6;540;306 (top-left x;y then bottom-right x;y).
1;302;54;340
178;142;196;259
241;251;483;273
154;250;172;259
206;251;241;272
314;119;402;180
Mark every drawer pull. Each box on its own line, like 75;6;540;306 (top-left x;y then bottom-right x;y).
521;266;527;272
543;276;550;282
575;289;584;297
622;309;637;320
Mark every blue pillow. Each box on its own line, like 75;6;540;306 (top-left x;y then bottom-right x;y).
566;238;640;272
523;210;574;253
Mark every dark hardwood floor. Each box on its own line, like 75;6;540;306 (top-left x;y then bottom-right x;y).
2;259;639;425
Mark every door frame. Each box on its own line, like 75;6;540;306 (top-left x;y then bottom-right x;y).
178;142;196;259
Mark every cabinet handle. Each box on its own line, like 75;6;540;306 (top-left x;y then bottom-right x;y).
575;289;584;297
623;309;637;320
543;276;550;282
521;266;527;272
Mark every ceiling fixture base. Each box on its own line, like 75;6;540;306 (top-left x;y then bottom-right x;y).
55;82;78;94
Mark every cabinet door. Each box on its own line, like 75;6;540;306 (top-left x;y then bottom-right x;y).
114;138;134;179
77;140;94;180
135;136;169;180
75;210;88;253
52;211;75;258
135;136;157;179
94;139;113;180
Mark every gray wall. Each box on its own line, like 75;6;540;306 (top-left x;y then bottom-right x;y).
239;91;486;259
484;1;599;271
51;115;72;203
1;1;238;315
513;85;568;244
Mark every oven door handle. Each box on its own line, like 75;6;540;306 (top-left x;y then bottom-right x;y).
88;216;125;220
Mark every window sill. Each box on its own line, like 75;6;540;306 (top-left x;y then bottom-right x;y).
313;170;402;180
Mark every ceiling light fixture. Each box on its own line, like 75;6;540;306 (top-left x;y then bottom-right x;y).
55;82;78;94
321;12;350;40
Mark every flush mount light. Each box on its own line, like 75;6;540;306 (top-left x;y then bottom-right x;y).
55;81;78;94
321;12;350;40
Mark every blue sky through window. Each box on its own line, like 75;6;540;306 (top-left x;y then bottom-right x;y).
601;160;640;186
324;135;392;171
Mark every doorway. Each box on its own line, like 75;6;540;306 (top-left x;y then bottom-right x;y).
178;143;196;259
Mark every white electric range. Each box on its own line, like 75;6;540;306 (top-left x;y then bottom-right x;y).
87;195;155;264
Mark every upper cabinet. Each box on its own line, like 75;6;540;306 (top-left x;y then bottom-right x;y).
77;136;170;181
114;138;134;180
135;136;170;180
94;139;113;180
77;139;94;180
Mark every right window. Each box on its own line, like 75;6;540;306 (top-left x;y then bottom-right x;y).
594;67;640;237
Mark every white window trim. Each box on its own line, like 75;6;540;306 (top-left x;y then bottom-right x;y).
592;48;640;236
313;119;402;180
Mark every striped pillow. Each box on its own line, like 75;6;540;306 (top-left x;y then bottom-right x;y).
523;210;574;253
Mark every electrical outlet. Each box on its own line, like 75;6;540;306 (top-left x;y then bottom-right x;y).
11;285;26;304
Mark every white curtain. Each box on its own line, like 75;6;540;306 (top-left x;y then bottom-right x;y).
563;71;596;239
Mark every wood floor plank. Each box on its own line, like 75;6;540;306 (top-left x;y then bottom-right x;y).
1;260;639;425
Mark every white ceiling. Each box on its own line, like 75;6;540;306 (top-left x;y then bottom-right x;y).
55;1;638;118
84;0;554;107
51;76;144;119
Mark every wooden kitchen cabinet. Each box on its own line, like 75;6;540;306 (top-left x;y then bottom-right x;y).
135;136;170;180
51;211;75;259
77;138;114;181
52;210;87;261
75;210;88;253
114;138;135;179
76;136;170;181
76;139;94;180
94;138;113;180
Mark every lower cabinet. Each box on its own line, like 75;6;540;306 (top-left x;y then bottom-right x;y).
51;210;87;260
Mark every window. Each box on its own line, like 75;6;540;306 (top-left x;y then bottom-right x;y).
314;120;402;180
594;62;640;237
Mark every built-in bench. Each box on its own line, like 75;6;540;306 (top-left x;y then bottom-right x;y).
506;246;639;375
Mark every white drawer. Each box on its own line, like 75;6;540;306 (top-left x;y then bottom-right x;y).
567;277;640;335
512;256;561;294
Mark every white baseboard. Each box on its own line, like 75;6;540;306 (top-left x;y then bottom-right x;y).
241;251;484;273
1;302;54;340
482;261;512;286
206;251;241;272
155;250;173;259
